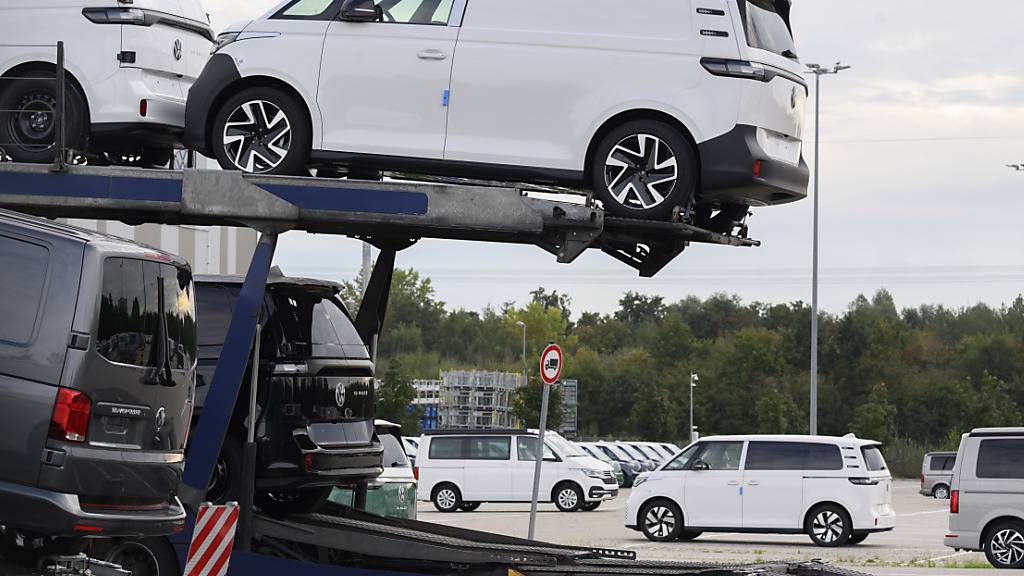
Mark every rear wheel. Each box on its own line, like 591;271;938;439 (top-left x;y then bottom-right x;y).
847;533;870;545
98;537;179;576
256;486;333;516
554;483;583;512
985;521;1024;569
0;73;88;164
206;435;242;506
212;86;310;175
933;484;950;500
432;484;462;513
589;119;698;221
805;504;852;547
639;500;682;542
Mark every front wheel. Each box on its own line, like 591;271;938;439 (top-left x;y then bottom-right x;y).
639;500;682;542
554;484;583;512
806;504;852;547
211;86;310;175
985;521;1024;569
589;120;698;221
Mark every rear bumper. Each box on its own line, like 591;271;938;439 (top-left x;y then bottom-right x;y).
945;530;982;551
184;53;241;157
258;441;385;490
0;479;185;537
89;67;190;145
698;124;809;207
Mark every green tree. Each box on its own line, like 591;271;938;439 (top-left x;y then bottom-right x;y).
513;376;564;429
849;382;897;444
377;359;422;434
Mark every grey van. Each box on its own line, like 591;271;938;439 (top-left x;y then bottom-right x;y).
920;451;956;499
194;272;382;515
945;428;1024;569
0;209;192;541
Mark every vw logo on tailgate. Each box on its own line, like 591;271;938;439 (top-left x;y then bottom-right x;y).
173;39;182;61
334;382;346;407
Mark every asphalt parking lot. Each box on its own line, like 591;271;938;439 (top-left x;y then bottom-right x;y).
417;480;1019;575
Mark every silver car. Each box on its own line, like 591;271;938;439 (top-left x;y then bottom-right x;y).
920;451;956;499
944;428;1024;569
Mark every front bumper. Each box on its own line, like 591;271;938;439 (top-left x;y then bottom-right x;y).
184;53;241;156
588;486;619;501
698;124;810;207
0;479;185;537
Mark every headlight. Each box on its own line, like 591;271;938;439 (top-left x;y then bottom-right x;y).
629;462;642;473
581;469;604;479
633;474;648;488
211;31;280;54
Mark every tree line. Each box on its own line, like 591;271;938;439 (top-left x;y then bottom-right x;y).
348;269;1024;477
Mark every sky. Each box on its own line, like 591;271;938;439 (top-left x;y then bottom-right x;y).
201;0;1024;318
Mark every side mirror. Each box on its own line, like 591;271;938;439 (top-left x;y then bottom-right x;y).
339;0;380;22
692;460;710;471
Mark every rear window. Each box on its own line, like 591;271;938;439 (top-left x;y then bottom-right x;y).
977;439;1024;479
930;455;956;472
195;284;236;347
381;434;409;468
742;0;797;58
97;258;195;370
745;442;843;471
273;292;362;359
0;235;48;344
861;445;888;472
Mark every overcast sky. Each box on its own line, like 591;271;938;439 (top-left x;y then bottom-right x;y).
201;0;1024;317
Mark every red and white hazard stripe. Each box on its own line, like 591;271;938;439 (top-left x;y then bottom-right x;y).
184;502;240;576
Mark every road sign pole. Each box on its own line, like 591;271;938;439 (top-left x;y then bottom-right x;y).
527;382;550;541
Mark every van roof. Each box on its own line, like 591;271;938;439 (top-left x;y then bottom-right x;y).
695;434;881;447
195;269;343;292
0;208;189;267
969;427;1024;437
423;429;527;436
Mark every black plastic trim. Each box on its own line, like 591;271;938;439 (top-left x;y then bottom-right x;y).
697;124;809;207
969;431;1024;438
91;122;183;147
183;53;242;155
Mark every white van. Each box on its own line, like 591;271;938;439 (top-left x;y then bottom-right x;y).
0;0;213;165
625;435;896;547
185;0;808;225
945;428;1024;569
416;430;618;513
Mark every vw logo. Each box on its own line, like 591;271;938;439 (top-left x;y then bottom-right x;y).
154;406;167;432
173;39;182;61
790;87;799;110
334;382;346;407
398;485;407;501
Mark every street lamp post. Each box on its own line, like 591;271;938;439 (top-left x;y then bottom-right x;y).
805;62;850;436
689;372;698;443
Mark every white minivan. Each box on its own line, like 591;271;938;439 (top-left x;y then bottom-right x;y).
625;435;896;547
185;0;808;225
0;1;213;165
416;430;618;512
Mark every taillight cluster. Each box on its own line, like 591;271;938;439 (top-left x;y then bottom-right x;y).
950;490;959;514
49;388;92;443
413;466;419;481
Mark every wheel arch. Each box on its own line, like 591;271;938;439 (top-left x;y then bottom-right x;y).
0;60;91;123
981;516;1024;549
205;75;315;155
583;108;702;189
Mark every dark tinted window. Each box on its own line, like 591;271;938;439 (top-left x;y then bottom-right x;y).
930;455;956;472
196;284;235;347
468;437;510;460
743;0;796;57
273;293;362;358
381;434;409;468
746;442;843;471
0;235;48;344
862;446;888;471
428;437;462;459
163;269;197;370
977;440;1024;479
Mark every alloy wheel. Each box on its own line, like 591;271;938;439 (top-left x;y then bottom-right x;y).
557;488;579;510
8;92;57;152
812;510;845;544
933;485;950;499
643;505;676;539
436;488;457;510
603;133;678;211
990;528;1024;566
222;100;292;173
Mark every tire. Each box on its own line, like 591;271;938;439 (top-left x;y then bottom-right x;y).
639;500;683;542
256;486;333;516
933;484;950;500
580;501;601;512
984;521;1024;569
432;484;462;513
805;504;852;547
205;435;243;506
459;502;481;512
211;86;310;175
141;147;174;169
677;530;702;542
98;537;179;576
589;119;698;221
0;73;88;164
847;533;869;545
553;483;583;512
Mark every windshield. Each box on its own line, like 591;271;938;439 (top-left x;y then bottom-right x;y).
546;432;587;457
584;444;612;462
743;0;796;58
619;444;647;460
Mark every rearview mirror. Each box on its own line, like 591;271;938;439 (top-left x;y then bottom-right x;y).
692;460;710;471
339;0;380;22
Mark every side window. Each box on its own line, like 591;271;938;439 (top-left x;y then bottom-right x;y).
275;0;340;18
745;442;807;470
517;437;555;462
376;0;454;25
162;266;196;371
0;235;48;344
196;285;235;347
696;442;743;471
977;439;1024;479
804;443;844;470
468;437;510;460
428;437;463;459
663;444;701;471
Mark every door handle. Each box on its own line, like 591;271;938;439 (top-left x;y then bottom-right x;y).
747;480;760;486
727;480;740;486
418;49;448;60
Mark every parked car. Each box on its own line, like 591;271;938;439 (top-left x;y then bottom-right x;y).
633;442;673;464
184;0;809;224
403;436;420;465
0;209;192;546
330;420;417;520
0;0;213;165
585;441;643;488
920;451;956;499
616;442;657;471
945;428;1024;569
626;435;896;547
658;442;682;456
416;430;617;513
576;442;625;487
193;271;383;515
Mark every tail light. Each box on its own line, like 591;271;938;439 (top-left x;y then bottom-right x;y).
139;99;148;118
753;160;763;178
303;453;314;473
950;490;959;514
849;477;880;486
49;388;91;443
413;466;419;480
921;474;925;487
